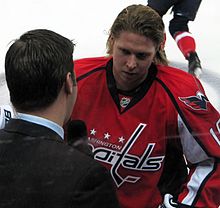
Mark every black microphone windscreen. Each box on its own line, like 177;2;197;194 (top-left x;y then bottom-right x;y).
67;119;88;141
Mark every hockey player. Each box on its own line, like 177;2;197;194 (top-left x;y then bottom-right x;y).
148;0;202;77
71;4;220;208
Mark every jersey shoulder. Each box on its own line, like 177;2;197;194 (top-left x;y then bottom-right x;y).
156;64;204;93
74;56;111;77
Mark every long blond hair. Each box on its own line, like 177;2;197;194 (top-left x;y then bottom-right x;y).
106;4;168;65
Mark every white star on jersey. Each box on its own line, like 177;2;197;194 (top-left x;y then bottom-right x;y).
118;136;125;143
104;132;111;140
90;128;96;135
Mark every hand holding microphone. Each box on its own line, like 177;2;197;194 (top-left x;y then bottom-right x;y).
67;119;93;157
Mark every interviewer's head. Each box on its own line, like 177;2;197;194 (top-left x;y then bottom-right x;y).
5;29;77;124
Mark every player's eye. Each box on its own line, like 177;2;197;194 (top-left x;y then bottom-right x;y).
120;48;131;55
136;53;147;60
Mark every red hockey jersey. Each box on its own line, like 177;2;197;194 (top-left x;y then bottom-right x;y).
71;56;220;208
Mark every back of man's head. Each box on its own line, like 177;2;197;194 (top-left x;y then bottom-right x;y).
5;29;75;112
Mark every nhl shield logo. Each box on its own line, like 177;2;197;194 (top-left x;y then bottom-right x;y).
120;97;131;108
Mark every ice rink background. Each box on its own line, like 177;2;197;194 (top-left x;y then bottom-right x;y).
0;0;220;110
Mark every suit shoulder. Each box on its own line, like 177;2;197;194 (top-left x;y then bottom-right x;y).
56;143;104;170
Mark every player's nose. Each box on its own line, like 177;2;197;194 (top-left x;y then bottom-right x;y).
126;55;137;70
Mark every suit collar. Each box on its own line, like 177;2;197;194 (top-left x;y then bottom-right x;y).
17;113;64;139
4;119;63;141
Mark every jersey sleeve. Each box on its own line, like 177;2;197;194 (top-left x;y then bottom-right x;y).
159;69;220;207
176;81;220;207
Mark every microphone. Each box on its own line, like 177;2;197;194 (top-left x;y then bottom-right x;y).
67;120;93;157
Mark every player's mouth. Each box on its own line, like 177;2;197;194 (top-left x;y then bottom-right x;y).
122;71;136;79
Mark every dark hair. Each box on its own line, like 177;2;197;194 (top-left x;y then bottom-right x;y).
106;4;168;65
5;29;75;112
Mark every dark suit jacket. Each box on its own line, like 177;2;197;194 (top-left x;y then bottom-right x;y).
0;119;120;208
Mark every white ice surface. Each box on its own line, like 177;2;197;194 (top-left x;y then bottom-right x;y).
0;0;219;110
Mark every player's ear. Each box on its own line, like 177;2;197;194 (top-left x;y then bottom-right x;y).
65;72;74;94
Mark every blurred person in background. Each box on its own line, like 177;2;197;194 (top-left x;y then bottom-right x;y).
148;0;202;77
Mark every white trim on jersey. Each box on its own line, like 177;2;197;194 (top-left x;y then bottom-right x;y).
182;159;214;205
177;115;215;205
178;115;209;163
174;32;194;44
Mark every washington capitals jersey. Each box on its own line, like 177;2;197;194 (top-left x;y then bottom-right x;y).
71;56;220;208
